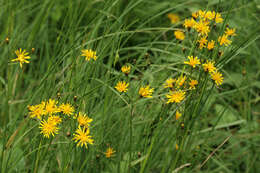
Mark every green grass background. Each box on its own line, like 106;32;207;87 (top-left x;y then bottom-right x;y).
1;0;260;172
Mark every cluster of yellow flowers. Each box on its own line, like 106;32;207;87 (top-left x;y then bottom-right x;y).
28;99;94;149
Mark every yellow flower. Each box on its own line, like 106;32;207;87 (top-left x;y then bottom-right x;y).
139;85;154;98
115;81;129;93
207;40;215;50
211;71;224;86
45;99;60;115
167;13;180;24
175;111;182;120
39;119;59;138
218;34;232;46
174;30;185;40
189;79;198;89
198;10;206;18
194;20;210;35
176;76;186;88
73;126;94;148
197;36;208;49
202;60;216;73
166;90;186;104
225;27;236;36
192;11;199;19
81;49;97;61
11;48;31;68
121;65;131;75
59;103;74;116
183;18;196;29
77;112;93;128
215;13;223;23
205;11;216;20
175;144;179;150
105;147;116;158
184;56;201;68
48;115;62;125
164;78;176;88
28;102;46;119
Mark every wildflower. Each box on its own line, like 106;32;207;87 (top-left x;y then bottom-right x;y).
215;13;223;23
175;111;182;120
28;102;46;119
194;20;210;35
164;78;176;88
139;85;154;98
166;90;186;104
174;30;185;40
207;40;215;50
192;11;199;19
205;11;216;20
175;144;179;150
81;49;97;61
197;36;208;49
218;34;232;46
39;119;59;138
115;81;129;93
184;56;201;68
202;61;216;73
105;147;116;158
73;126;94;148
189;79;198;89
121;65;131;75
167;13;180;24
176;76;186;88
48;115;62;125
225;27;236;36
77;112;93;128
45;99;60;115
211;71;224;86
59;103;74;116
198;10;206;18
183;18;196;29
11;48;31;68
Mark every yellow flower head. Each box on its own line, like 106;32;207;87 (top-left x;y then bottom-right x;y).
11;48;31;68
175;144;179;150
139;85;154;98
45;99;60;115
207;40;215;50
174;30;185;40
194;20;210;36
105;147;116;158
225;27;236;36
166;90;186;104
73;126;94;148
184;56;201;68
167;13;180;24
215;13;223;23
198;10;206;18
39;119;59;138
197;36;208;49
205;11;216;20
211;71;224;86
115;81;129;93
176;75;186;88
189;79;198;89
77;112;93;128
48;115;62;125
121;65;131;75
28;102;46;119
183;18;196;29
175;111;182;120
59;103;75;116
218;34;232;46
164;78;176;88
81;49;97;61
192;11;199;19
202;60;216;73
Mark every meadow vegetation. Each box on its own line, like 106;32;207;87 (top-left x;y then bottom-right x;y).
1;0;260;172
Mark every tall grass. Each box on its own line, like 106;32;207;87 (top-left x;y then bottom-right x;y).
1;0;260;172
